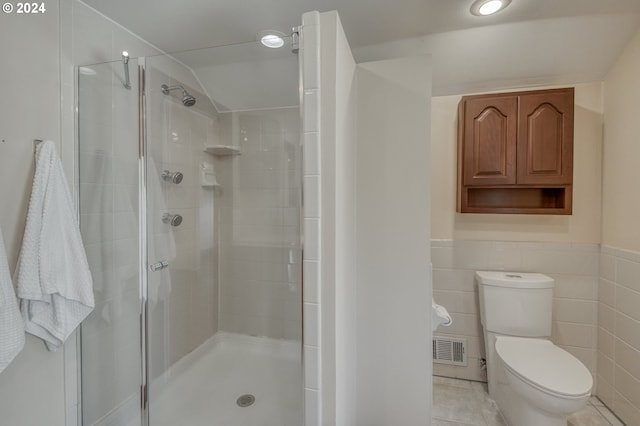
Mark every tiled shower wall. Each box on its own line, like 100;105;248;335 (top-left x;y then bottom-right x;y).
432;239;599;383
216;108;302;340
598;245;640;425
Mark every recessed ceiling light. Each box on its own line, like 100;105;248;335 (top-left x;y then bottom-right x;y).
258;31;286;49
470;0;511;16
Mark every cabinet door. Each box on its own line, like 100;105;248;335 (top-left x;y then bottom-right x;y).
517;89;574;184
462;96;518;186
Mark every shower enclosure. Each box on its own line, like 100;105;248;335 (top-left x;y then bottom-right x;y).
77;37;302;426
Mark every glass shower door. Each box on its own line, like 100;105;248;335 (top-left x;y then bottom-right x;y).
143;59;220;409
78;58;142;426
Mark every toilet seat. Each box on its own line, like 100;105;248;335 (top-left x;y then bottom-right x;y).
495;337;592;398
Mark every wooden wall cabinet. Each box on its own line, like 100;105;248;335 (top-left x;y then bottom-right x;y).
457;88;574;214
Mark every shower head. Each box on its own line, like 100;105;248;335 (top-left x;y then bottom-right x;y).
161;84;196;107
182;92;196;107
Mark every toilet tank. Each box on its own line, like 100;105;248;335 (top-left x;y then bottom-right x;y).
477;271;554;337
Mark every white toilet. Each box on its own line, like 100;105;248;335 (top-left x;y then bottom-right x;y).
476;271;593;426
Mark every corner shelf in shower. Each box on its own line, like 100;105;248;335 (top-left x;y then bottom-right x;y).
203;145;241;156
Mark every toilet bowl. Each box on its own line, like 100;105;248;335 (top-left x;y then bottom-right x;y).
495;336;592;425
476;271;593;426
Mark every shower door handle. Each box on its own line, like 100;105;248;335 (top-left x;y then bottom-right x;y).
149;260;169;272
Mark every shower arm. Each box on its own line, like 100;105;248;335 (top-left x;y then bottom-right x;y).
122;51;131;90
160;84;196;107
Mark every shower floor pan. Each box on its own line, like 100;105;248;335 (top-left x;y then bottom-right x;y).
147;332;303;426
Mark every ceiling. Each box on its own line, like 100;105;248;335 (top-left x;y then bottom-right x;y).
84;0;640;53
171;41;298;112
82;0;640;106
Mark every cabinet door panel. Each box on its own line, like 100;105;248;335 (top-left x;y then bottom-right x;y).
462;96;518;186
517;90;574;184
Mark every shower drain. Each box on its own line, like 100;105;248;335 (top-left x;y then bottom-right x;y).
236;394;255;408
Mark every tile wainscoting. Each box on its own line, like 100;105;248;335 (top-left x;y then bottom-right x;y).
598;245;640;426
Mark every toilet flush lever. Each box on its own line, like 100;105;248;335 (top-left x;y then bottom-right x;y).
149;260;169;272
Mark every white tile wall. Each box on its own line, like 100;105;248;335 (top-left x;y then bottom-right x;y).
217;108;302;341
432;239;600;382
598;245;640;426
302;11;322;426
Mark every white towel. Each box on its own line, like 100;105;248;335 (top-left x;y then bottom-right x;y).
0;226;25;372
14;140;95;351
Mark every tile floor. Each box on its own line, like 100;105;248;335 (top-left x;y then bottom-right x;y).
432;376;625;426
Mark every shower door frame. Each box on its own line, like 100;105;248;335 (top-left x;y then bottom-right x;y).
137;56;151;426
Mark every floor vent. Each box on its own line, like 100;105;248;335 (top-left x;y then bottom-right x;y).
433;336;467;366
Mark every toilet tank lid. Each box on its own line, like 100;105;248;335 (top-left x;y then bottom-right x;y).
475;271;554;289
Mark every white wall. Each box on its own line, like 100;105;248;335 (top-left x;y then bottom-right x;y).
320;12;356;426
333;19;358;426
598;27;640;426
319;13;433;425
355;56;432;425
602;29;640;253
0;3;68;426
318;11;358;426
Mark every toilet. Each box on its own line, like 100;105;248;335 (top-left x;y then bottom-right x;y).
476;271;593;426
